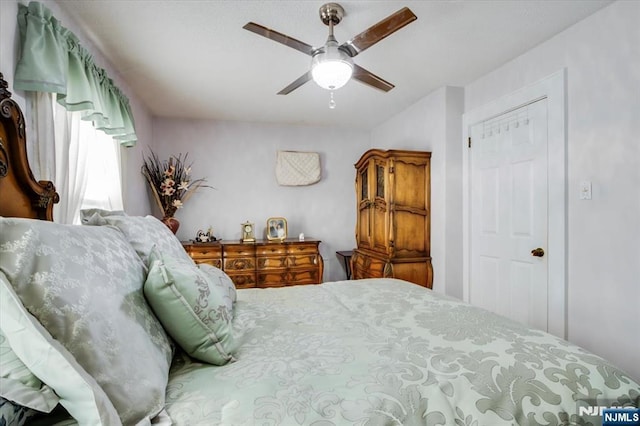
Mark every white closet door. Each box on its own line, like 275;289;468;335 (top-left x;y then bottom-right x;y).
469;99;549;331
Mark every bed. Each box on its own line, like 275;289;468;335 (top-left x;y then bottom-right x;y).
1;72;638;426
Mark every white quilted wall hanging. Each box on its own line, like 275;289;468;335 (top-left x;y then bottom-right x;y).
275;151;322;186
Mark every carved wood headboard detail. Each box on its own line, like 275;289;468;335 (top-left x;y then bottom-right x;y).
0;72;59;221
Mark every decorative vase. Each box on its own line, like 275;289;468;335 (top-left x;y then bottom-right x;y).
161;216;180;234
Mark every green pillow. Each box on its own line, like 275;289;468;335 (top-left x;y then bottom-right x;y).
145;248;237;365
197;263;237;311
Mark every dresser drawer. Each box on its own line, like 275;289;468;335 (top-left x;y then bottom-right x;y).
224;257;255;271
287;254;319;268
353;252;388;275
182;243;222;268
227;272;257;289
352;265;385;279
183;243;221;256
189;248;222;259
288;270;320;285
223;244;256;258
257;256;287;269
256;245;287;256
287;244;319;255
193;259;222;269
256;271;288;287
352;251;393;280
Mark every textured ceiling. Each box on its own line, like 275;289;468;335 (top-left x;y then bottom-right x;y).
56;0;612;130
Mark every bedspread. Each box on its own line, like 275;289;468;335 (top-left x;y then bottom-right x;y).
164;279;639;425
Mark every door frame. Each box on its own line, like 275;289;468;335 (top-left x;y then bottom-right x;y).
462;69;567;339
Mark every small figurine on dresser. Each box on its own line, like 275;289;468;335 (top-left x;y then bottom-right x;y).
195;227;216;243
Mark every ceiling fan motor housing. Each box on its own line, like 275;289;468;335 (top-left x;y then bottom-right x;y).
319;3;345;26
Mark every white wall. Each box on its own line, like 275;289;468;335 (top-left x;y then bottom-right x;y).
152;118;369;281
370;86;465;296
464;0;640;381
0;0;153;215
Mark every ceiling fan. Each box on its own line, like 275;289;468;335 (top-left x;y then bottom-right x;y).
243;3;417;95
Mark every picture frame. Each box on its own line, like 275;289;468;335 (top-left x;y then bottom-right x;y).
266;217;287;241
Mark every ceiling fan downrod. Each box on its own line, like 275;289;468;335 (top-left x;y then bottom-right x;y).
319;3;343;46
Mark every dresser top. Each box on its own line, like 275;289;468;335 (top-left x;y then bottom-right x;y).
182;238;321;246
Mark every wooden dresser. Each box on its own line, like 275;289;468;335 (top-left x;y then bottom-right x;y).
351;149;433;288
182;239;323;289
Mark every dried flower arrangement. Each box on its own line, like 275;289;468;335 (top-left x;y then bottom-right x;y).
141;150;210;220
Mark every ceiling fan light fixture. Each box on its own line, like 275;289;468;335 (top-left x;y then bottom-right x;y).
311;42;353;91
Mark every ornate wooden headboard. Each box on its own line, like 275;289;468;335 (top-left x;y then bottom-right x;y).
0;72;59;220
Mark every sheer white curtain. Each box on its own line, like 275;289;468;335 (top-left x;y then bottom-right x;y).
26;92;55;182
80;122;124;212
26;92;123;224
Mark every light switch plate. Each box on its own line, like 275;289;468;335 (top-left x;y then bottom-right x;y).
579;181;592;200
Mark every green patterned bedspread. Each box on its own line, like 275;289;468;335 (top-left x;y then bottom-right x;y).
165;279;639;425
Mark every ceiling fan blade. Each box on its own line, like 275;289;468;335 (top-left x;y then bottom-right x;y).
277;72;312;95
340;7;417;57
243;22;314;56
352;65;395;92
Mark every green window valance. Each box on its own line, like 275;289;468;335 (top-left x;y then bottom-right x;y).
14;1;137;146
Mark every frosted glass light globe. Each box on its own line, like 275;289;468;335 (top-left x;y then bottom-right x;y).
311;42;353;90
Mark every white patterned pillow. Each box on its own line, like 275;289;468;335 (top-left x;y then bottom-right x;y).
82;211;193;267
0;271;120;425
0;217;174;425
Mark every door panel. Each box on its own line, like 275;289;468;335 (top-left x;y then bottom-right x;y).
393;162;426;208
394;210;426;255
470;99;548;331
357;165;373;249
372;203;388;252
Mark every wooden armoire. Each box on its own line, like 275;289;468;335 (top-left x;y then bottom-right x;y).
351;149;433;288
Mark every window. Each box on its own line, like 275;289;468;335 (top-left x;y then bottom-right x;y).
78;119;124;214
27;93;124;224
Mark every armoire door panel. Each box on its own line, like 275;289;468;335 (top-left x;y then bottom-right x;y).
393;211;427;255
357;207;372;248
371;205;388;252
392;162;427;208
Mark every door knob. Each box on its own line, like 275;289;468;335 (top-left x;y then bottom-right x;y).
531;248;545;257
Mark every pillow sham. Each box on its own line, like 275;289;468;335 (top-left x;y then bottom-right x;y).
0;217;174;425
0;329;58;412
82;210;193;267
197;263;237;308
144;248;237;365
0;271;120;425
